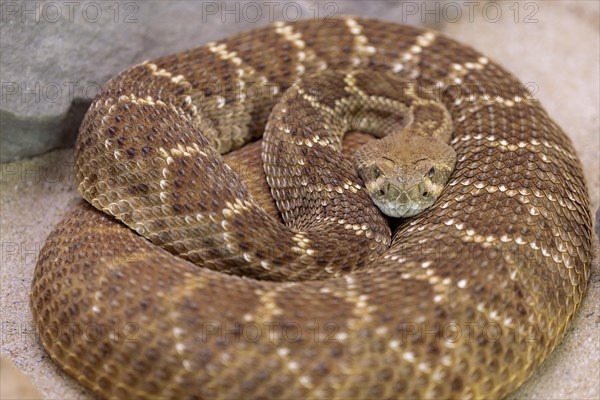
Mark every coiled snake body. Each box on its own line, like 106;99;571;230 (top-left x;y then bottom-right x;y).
31;18;592;399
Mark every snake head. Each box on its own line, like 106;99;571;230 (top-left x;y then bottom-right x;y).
355;135;456;218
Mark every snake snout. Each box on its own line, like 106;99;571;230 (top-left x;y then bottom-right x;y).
370;176;439;218
375;182;400;199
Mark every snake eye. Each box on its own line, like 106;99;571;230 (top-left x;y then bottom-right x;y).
428;167;435;178
372;166;383;179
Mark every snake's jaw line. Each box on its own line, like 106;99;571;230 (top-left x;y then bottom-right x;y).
360;154;452;218
370;181;438;218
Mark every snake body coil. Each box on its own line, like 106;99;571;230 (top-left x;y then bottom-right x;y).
31;18;592;399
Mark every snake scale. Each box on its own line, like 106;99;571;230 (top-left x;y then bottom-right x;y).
31;17;592;399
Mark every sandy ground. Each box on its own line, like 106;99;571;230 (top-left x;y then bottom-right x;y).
1;2;599;399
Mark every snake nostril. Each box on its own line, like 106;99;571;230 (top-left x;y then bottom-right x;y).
422;191;429;197
378;188;386;197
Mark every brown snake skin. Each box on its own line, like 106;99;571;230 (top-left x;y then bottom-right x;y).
31;17;592;399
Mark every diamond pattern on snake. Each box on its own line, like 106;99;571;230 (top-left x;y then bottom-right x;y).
31;17;592;399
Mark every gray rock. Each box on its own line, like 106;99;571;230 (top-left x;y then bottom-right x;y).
1;1;436;162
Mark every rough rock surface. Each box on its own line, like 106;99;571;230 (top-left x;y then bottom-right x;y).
0;358;43;399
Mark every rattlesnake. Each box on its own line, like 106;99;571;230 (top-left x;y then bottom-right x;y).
31;17;592;399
